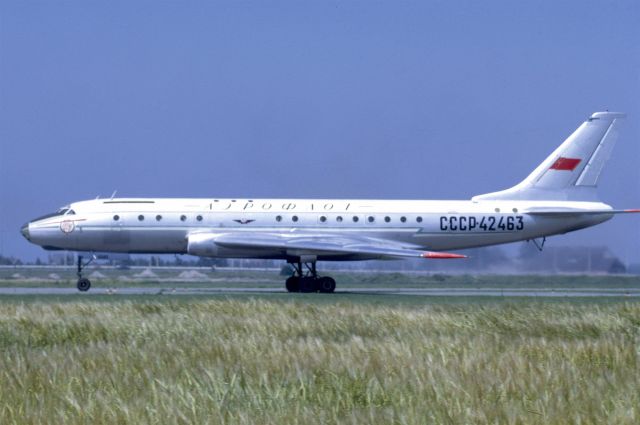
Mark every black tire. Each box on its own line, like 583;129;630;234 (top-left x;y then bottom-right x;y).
285;276;299;292
319;277;336;293
77;278;91;292
298;277;317;293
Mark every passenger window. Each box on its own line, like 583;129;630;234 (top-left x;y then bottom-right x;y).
416;216;423;223
156;215;162;221
292;215;299;222
400;216;406;223
113;215;120;221
180;215;187;221
196;215;203;222
138;215;144;221
276;215;282;222
367;216;375;223
320;216;327;223
336;216;343;222
353;216;359;222
384;216;391;223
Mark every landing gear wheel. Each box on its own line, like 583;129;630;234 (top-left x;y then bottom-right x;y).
299;277;317;293
319;277;336;293
75;254;96;292
77;278;91;292
285;276;300;292
284;260;337;294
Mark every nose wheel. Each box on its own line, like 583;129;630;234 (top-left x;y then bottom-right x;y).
77;277;91;292
76;255;95;292
285;261;336;293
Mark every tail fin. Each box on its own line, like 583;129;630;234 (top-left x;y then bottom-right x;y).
473;111;626;201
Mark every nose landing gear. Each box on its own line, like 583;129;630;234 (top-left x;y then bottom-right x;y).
76;255;96;292
285;260;336;293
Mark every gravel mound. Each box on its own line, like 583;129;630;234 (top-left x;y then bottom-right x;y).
133;269;158;278
177;270;208;280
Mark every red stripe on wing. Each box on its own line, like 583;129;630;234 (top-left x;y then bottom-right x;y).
422;252;467;259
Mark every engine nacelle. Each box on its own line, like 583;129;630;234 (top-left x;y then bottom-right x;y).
187;233;221;257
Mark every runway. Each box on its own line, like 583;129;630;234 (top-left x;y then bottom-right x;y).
1;287;639;297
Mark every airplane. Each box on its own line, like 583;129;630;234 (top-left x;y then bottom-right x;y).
21;111;637;292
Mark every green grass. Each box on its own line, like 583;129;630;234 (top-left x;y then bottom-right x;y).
0;297;638;424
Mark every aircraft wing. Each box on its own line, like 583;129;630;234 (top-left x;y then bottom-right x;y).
210;232;466;259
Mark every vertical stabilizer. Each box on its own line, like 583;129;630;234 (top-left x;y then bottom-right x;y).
473;112;625;201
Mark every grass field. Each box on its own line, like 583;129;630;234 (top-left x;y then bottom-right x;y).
0;295;638;424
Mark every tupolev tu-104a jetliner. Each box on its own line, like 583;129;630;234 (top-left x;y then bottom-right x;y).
21;112;639;292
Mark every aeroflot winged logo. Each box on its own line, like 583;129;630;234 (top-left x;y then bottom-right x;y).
233;219;255;225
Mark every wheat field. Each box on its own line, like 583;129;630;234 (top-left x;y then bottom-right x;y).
0;297;638;424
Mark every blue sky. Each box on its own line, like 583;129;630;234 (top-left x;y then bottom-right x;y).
1;1;639;261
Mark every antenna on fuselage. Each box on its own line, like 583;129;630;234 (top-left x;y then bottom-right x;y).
110;190;117;200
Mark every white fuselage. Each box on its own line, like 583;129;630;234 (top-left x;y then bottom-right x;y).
23;198;613;260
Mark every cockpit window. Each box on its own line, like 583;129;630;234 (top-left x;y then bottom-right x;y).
31;206;75;222
32;211;67;222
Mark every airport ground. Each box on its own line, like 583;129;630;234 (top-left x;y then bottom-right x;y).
0;268;639;424
3;265;640;292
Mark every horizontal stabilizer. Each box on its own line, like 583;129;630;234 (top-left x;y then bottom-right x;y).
524;208;640;216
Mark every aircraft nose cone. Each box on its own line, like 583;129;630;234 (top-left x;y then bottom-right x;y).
20;223;30;241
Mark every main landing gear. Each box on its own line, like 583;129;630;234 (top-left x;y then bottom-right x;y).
285;260;336;293
76;254;95;292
